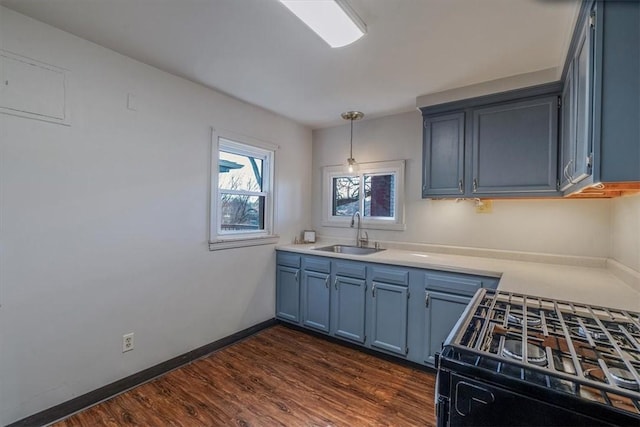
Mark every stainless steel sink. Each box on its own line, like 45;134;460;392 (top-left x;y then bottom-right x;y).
313;244;385;255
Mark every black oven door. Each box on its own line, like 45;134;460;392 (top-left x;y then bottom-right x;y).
443;373;618;427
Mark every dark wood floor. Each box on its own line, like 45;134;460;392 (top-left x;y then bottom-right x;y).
53;325;436;426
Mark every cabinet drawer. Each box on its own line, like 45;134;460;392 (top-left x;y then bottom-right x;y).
424;272;482;296
334;261;366;279
302;256;331;274
370;266;409;285
276;252;301;268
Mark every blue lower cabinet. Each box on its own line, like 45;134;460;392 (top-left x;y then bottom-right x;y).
422;271;498;366
276;264;300;323
275;250;499;367
332;275;367;344
423;291;471;365
370;281;409;356
301;270;331;333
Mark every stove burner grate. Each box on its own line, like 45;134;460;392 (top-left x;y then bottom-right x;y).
502;339;547;366
584;367;640;391
610;367;640;391
507;312;542;327
571;326;607;341
448;289;640;416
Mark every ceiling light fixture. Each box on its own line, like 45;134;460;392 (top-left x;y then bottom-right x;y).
342;111;364;173
279;0;367;48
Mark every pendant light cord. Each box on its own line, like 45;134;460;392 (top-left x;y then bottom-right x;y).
350;118;354;159
342;111;363;167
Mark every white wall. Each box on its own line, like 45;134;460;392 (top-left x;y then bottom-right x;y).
0;7;311;425
312;111;612;258
611;195;640;272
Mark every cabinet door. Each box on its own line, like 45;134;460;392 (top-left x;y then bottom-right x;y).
333;276;367;343
559;61;576;191
424;291;471;365
572;15;594;185
276;265;300;323
422;112;465;197
302;270;331;333
370;282;409;356
471;96;559;195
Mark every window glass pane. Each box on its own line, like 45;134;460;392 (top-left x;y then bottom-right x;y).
219;150;263;192
332;176;359;216
364;174;395;218
220;194;265;231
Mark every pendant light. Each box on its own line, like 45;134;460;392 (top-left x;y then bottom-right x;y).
342;111;364;173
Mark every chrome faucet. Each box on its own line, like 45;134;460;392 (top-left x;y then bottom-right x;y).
350;211;368;248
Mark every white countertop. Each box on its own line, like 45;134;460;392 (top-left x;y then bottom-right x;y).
277;242;640;312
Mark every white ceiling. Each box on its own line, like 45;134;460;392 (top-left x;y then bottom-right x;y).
1;0;579;129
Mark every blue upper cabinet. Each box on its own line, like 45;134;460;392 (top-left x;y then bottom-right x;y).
422;112;465;197
572;14;594;186
560;7;595;191
421;1;640;199
561;0;640;196
471;96;559;195
559;61;576;191
420;84;562;199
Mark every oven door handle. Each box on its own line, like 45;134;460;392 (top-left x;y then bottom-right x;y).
455;381;495;417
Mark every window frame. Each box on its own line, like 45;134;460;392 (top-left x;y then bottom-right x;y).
209;127;279;250
321;160;406;231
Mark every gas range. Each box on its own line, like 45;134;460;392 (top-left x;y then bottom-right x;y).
436;289;640;426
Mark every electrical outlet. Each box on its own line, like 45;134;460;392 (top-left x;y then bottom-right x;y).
122;332;134;352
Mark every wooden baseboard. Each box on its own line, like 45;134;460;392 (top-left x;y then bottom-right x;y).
8;318;277;427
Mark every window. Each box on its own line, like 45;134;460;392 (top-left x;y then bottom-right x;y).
322;160;405;230
209;128;278;250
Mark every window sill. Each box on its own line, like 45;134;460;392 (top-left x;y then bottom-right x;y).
208;235;280;251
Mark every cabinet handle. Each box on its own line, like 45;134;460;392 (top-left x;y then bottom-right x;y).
334;277;338;290
372;284;376;298
294;271;299;282
458;179;463;193
472;179;478;192
425;291;430;308
564;159;577;185
325;276;329;288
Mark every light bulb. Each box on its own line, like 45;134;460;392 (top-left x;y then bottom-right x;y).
347;157;357;173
